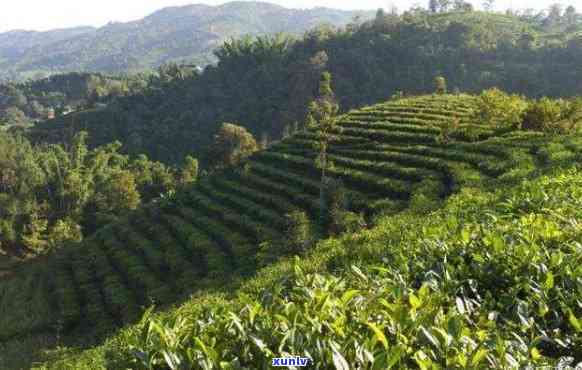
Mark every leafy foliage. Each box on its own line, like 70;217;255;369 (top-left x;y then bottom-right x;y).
474;90;582;133
473;88;528;129
179;156;199;185
210;123;259;169
282;210;312;255
0;131;196;257
523;97;569;132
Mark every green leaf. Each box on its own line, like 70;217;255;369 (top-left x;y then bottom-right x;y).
567;309;582;332
386;345;403;369
420;326;440;349
332;349;350;370
366;322;388;349
461;228;471;244
544;272;554;290
530;347;541;360
433;327;453;347
162;351;181;370
413;350;431;370
418;283;430;299
341;289;360;304
351;265;368;282
194;337;216;362
228;312;245;334
455;297;465;314
409;294;421;309
470;348;488;366
538;302;549;317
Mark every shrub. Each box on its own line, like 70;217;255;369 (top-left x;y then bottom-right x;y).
409;179;443;214
560;97;582;133
319;177;348;229
332;210;367;234
179;155;198;185
48;218;83;251
522;98;565;132
115;168;582;370
436;115;460;144
283;210;312;254
474;88;528;129
257;210;312;266
523;97;582;133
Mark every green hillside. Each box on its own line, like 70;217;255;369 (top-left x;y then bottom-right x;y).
31;9;582;166
1;94;581;368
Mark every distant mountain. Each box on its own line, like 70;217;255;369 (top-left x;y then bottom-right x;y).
0;27;95;56
0;1;372;81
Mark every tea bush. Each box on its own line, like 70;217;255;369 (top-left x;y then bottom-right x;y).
44;165;581;370
522;97;567;132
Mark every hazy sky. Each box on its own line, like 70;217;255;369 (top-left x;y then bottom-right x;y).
0;0;573;33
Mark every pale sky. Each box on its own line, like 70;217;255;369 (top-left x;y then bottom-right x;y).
0;0;574;33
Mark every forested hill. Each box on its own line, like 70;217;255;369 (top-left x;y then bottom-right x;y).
32;8;582;166
0;72;150;129
0;2;372;81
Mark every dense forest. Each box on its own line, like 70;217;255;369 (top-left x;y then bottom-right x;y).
0;2;372;81
32;5;582;166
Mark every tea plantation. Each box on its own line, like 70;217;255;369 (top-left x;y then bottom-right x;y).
1;94;581;369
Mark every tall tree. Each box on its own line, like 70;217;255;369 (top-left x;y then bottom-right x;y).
307;71;340;216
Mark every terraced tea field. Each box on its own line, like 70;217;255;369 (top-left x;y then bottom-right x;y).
0;94;569;352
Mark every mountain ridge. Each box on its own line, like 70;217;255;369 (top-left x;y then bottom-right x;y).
0;1;373;81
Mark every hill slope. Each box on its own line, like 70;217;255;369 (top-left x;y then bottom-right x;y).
1;94;581;368
31;10;582;166
0;2;372;81
42;151;582;369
